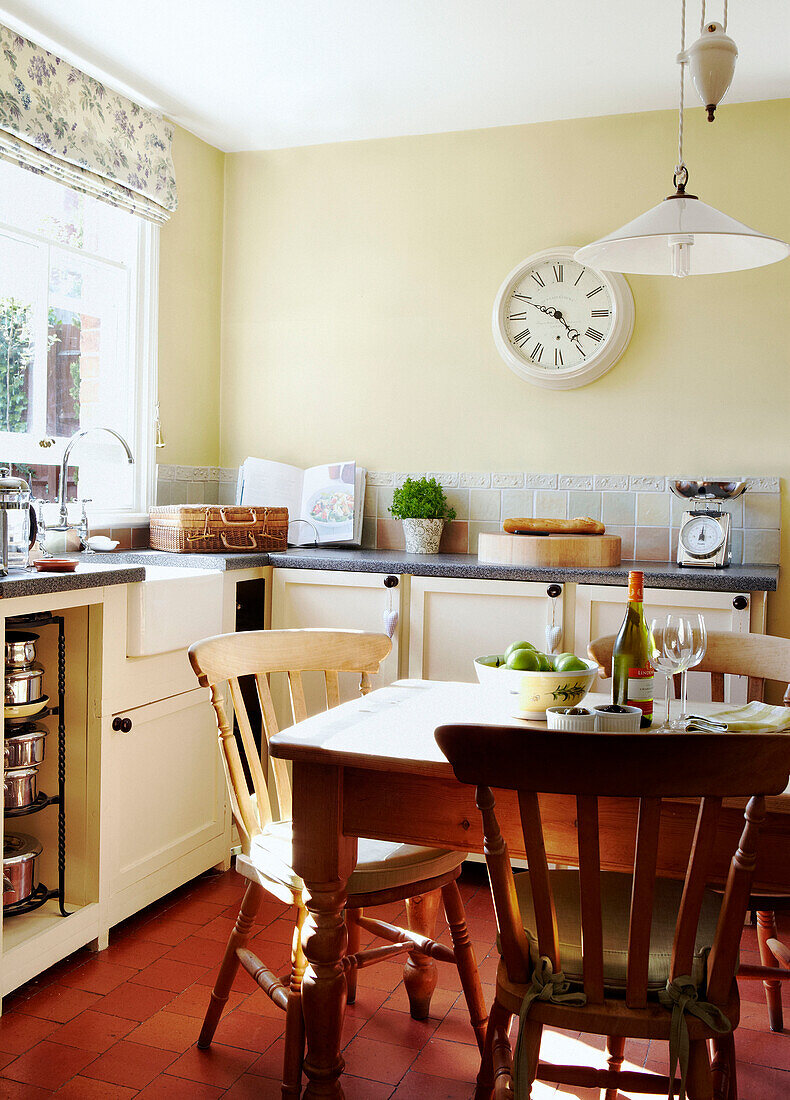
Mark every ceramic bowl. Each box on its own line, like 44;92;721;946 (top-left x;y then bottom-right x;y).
545;706;596;732
592;704;642;732
474;656;598;719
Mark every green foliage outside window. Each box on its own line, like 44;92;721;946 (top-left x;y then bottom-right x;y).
0;298;34;433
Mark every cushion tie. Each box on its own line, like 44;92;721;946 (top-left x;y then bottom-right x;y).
513;956;587;1098
657;975;731;1100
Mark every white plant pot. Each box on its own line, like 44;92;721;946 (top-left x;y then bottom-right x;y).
402;518;444;554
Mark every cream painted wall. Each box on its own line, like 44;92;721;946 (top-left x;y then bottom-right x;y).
158;124;224;465
221;98;790;635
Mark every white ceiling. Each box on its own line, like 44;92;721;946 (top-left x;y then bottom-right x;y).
1;1;788;152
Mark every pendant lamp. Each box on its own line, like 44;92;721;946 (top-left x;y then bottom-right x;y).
574;0;789;277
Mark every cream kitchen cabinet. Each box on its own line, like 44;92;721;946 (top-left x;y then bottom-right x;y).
408;576;565;681
270;567;406;722
572;583;766;702
102;687;227;927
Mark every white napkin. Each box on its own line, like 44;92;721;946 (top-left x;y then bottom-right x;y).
706;701;790;732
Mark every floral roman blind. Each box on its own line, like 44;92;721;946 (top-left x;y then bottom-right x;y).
0;24;177;223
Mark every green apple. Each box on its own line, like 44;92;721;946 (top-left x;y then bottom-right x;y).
504;640;537;660
534;652;553;671
553;654;589;672
506;648;540;671
478;655;504;668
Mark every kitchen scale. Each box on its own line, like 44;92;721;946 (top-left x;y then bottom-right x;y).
669;480;747;568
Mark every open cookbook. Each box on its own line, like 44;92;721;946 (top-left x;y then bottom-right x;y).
237;457;366;546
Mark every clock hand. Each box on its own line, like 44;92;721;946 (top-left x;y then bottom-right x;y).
521;300;585;350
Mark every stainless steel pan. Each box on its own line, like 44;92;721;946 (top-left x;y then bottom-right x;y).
5;631;38;669
3;765;38;810
4;725;47;768
3;833;42;906
4;664;44;706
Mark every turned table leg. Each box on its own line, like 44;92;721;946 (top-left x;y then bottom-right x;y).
291;762;357;1100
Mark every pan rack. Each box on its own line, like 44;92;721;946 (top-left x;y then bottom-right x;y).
3;613;68;918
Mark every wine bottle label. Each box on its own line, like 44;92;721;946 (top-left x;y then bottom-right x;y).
627;667;653;716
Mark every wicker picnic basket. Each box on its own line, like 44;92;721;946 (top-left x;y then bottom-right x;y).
149;505;289;553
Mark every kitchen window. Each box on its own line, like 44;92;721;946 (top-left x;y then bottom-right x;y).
0;159;157;517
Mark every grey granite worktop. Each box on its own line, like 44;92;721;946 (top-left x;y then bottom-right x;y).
82;547;778;592
0;561;145;600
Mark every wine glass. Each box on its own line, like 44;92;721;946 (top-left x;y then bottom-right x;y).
648;616;688;731
676;614;708;726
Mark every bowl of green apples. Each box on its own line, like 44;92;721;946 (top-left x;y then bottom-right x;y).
474;640;598;719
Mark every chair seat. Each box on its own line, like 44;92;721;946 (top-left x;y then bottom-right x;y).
236;819;466;903
510;869;723;992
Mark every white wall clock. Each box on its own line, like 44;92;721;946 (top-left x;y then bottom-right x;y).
492;247;635;390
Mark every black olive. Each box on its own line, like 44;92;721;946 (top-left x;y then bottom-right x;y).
565;707;591;715
598;704;629;713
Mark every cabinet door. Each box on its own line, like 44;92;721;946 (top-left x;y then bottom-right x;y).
270;568;405;721
409;576;565;682
574;584;755;703
103;688;227;926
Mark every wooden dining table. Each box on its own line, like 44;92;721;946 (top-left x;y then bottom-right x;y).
269;679;790;1099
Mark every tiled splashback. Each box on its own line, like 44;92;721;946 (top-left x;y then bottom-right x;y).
363;473;781;564
154;467;781;564
155;465;238;507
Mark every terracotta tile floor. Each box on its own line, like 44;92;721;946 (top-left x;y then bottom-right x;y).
1;864;788;1098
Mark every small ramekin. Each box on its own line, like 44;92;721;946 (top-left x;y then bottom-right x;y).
593;705;642;732
546;706;596;732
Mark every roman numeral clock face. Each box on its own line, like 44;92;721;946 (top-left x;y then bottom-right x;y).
492;248;635;390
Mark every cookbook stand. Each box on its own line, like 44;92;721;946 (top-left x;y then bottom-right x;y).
3;612;68;917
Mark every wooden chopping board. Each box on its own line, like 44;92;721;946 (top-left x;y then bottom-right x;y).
478;532;622;568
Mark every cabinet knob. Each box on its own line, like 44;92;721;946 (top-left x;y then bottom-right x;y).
112;716;133;734
384;575;399;588
732;595;748;611
546;584;562;598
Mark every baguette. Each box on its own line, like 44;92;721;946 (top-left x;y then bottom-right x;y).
503;516;605;536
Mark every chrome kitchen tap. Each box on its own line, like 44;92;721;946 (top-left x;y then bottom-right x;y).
54;427;135;530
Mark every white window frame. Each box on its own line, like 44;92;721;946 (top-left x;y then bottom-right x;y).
0;198;158;525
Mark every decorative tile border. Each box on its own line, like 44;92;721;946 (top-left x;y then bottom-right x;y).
154;467;781;565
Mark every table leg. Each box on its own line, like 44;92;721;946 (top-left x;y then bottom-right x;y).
291;762;357;1099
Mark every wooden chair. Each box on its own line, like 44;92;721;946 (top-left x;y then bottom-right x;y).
189;628;486;1097
436;722;790;1100
589;629;790;1031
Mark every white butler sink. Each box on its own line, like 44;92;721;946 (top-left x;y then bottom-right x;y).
126;566;224;657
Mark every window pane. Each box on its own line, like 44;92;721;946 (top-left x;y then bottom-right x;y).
0;162;145;514
0;232;44;436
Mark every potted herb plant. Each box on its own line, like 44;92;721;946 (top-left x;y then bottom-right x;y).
389;476;456;554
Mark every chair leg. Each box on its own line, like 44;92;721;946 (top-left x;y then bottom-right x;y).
710;1032;737;1100
198;881;263;1049
403;889;440;1019
604;1034;626;1100
281;903;307;1100
756;909;784;1031
441;879;488;1051
474;1000;512;1100
345;908;362;1005
514;1017;542;1100
686;1039;714;1100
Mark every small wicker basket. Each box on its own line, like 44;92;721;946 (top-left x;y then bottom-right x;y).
149;505;288;553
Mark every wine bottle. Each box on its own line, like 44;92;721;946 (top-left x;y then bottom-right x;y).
611;571;653;728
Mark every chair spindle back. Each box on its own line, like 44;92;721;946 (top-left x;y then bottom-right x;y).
588;629;790;706
436;724;790;1009
190;629;392;851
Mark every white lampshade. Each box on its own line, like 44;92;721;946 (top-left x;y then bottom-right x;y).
574;194;790;276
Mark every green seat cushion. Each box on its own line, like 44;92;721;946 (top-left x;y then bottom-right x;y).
509;869;722;993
